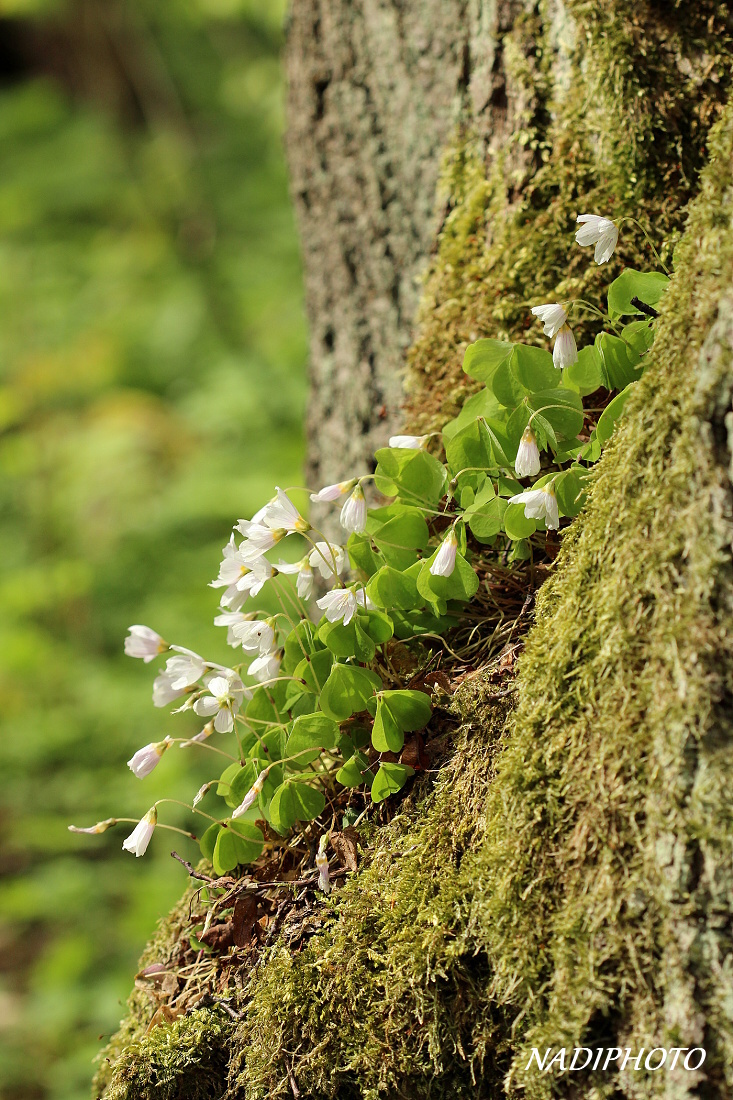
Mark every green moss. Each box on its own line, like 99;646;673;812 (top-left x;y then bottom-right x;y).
94;880;234;1100
230;689;513;1100
96;1010;233;1100
467;94;733;1098
405;1;733;433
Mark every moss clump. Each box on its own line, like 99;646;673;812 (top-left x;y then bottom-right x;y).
229;689;513;1100
405;1;733;433
469;97;733;1096
94;881;234;1100
96;1010;233;1100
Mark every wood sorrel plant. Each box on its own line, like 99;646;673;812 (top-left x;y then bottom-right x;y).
70;216;669;879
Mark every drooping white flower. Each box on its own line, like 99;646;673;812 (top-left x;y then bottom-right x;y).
515;426;541;478
310;479;357;503
340;483;367;534
214;610;253;646
261;487;310;534
122;808;157;857
232;767;270;818
317;586;358;625
152;646;206;707
531;302;568;339
68;818;116;835
553;323;577;368
127;736;173;779
308;541;347;579
509;484;560;531
124;625;167;663
193;672;247;733
248;651;282;683
231;618;276;655
430;529;458;577
316;849;330;894
277;557;315;600
388;434;428;450
575;214;619;265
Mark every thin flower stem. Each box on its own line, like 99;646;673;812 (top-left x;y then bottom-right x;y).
153;797;222;826
570;299;622;335
617;216;670;274
172;737;237;761
307;528;342;585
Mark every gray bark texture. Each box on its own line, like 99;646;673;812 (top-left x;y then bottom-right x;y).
284;0;529;491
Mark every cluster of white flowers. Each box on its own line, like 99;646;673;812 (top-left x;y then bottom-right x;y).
72;213;628;862
513;213;620;514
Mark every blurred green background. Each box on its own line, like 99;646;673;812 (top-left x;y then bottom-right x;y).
0;1;306;1096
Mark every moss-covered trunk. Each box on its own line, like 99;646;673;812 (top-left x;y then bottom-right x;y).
95;4;733;1098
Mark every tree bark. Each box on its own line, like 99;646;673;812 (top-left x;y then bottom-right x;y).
285;0;534;490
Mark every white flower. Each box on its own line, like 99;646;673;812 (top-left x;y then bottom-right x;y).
531;302;568;339
214;610;252;646
193;673;247;733
232;768;269;818
340;484;367;534
515;426;541;478
211;540;273;609
430;529;458;577
310;479;357;503
388;434;428;449
68;818;116;835
575;214;619;264
509;484;560;531
553;323;577;368
316;850;330;894
248;651;282;683
316;586;360;625
277;557;315;599
238;523;284;559
152;646;206;707
261;487;310;534
308;541;347;579
127;736;172;779
122;808;157;857
231;618;276;655
124;625;167;663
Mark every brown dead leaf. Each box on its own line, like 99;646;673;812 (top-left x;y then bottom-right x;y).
232;895;258;948
199;921;234;951
331;827;359;872
400;732;430;771
410;670;451;694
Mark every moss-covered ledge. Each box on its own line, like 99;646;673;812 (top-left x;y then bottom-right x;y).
95;678;514;1100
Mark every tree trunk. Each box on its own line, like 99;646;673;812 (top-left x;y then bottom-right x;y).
94;4;733;1099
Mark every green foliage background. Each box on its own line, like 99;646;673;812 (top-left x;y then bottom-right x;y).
0;1;306;1096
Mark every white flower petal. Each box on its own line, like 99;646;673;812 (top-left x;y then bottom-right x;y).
122;809;157;857
429;530;458;577
340;485;367;534
388;434;427;449
515;428;541;478
553;324;577;369
531;303;567;338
